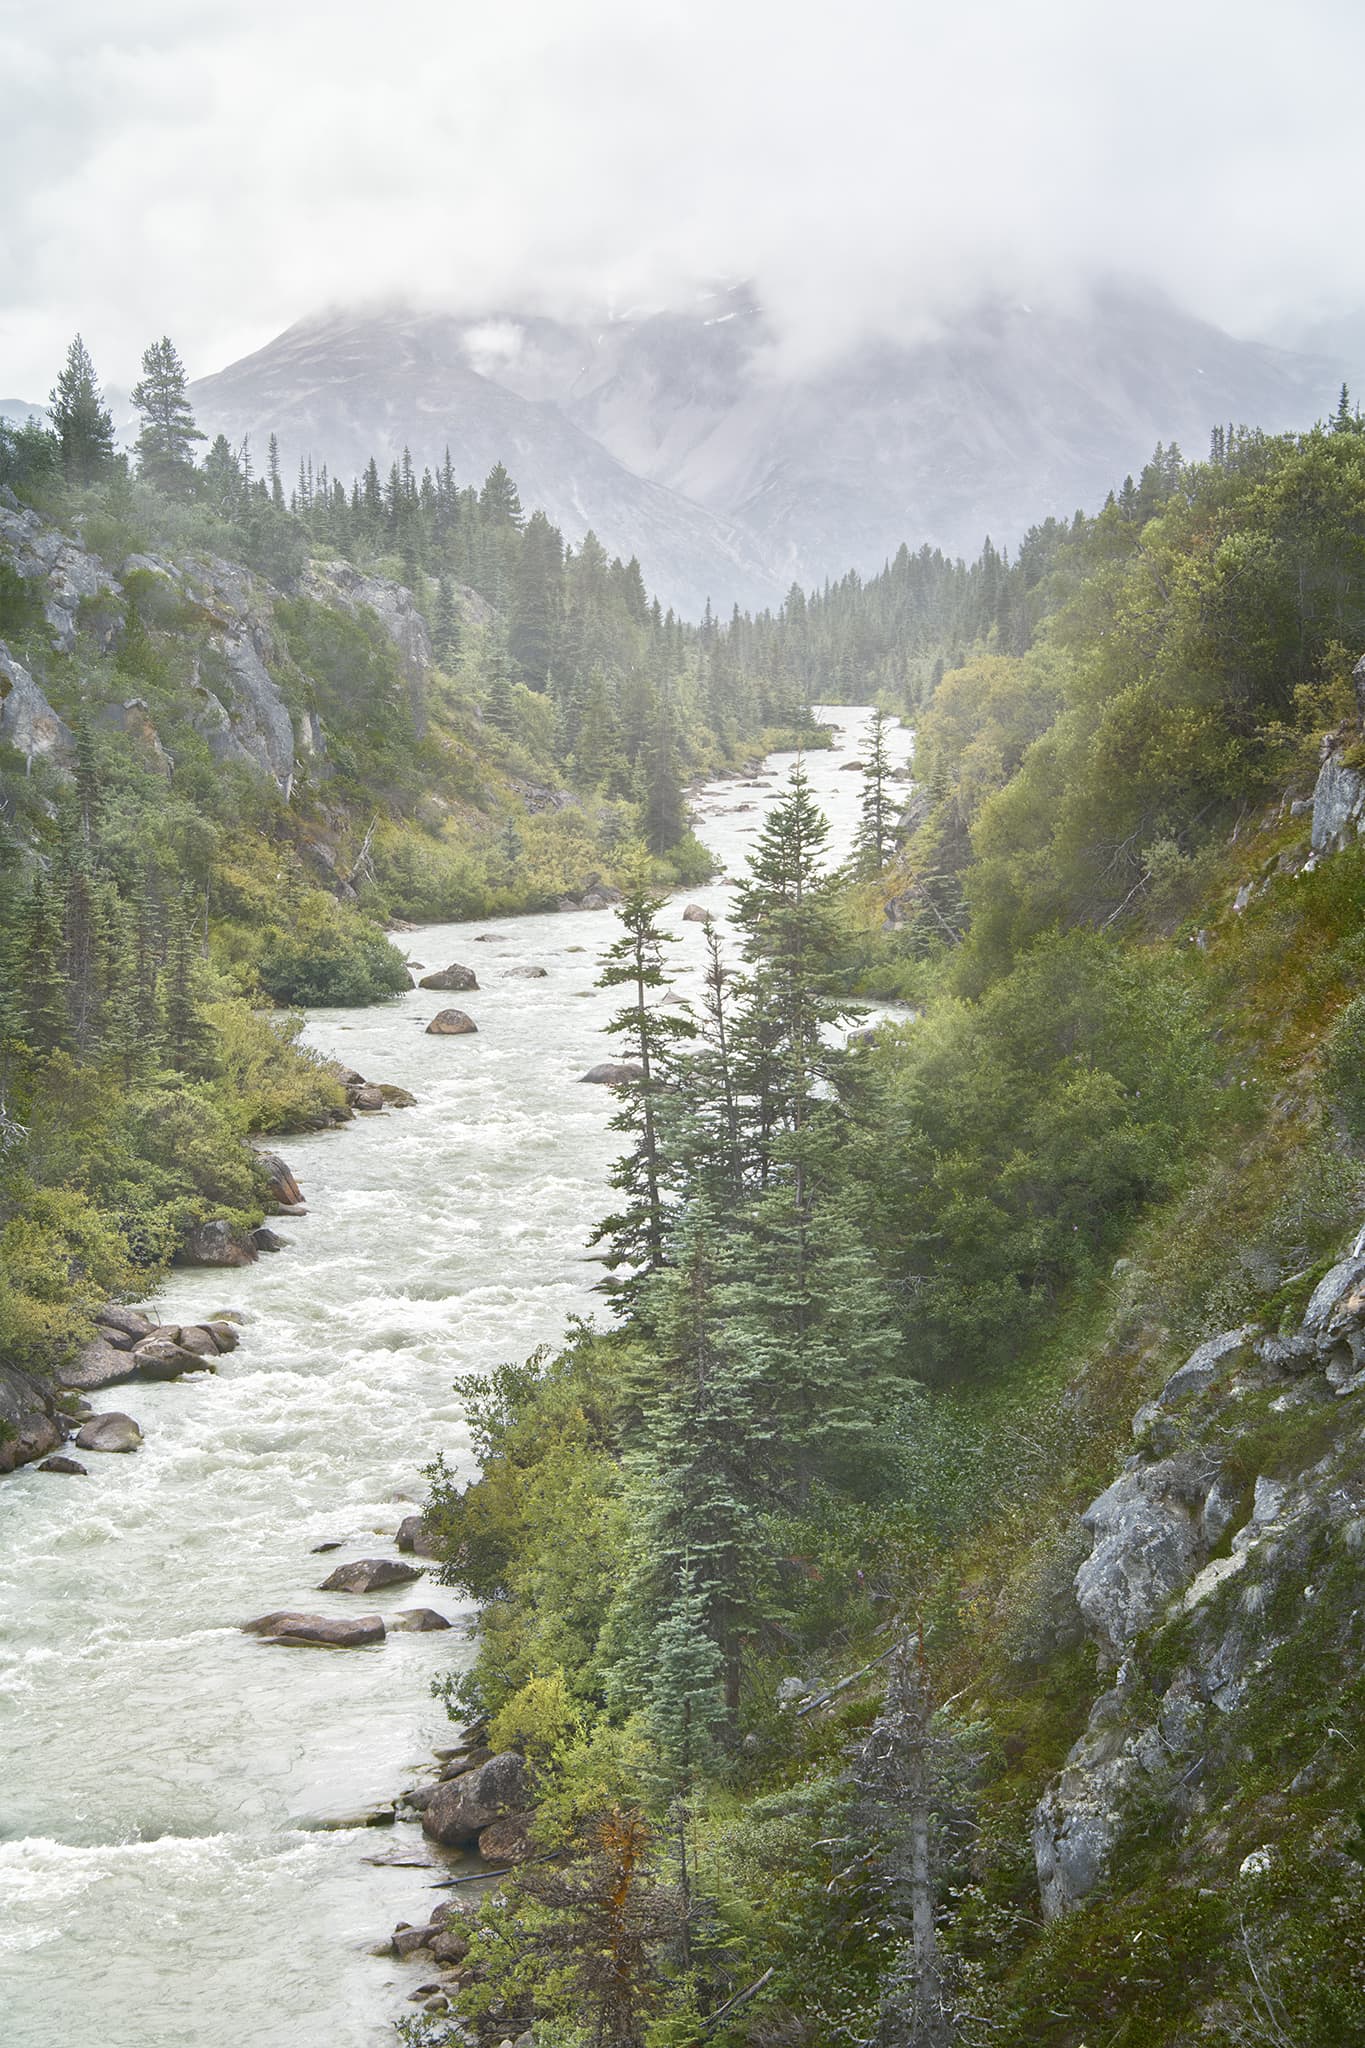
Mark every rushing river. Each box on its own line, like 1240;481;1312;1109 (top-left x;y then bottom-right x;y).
0;708;910;2048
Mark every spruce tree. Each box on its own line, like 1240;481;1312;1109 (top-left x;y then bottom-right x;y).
131;336;204;496
48;334;116;485
854;707;898;877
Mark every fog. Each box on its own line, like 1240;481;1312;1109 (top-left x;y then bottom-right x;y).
3;0;1362;394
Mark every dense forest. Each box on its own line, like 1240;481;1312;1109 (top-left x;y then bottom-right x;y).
0;333;818;1397
8;334;1365;2047
395;399;1365;2047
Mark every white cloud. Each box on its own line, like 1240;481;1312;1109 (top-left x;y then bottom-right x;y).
2;0;1362;396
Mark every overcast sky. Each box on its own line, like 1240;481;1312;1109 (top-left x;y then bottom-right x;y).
3;0;1363;398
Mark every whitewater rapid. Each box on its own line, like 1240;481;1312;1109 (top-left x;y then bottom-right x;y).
0;708;909;2047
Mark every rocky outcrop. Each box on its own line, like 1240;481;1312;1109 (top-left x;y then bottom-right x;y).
0;1362;63;1473
302;561;435;686
1034;1244;1365;1917
0;641;74;764
421;1752;532;1848
243;1610;386;1648
179;1218;259;1268
317;1557;424;1594
74;1412;143;1454
254;1149;305;1210
418;964;478;992
1310;736;1365;852
426;1009;477;1035
0;498;123;653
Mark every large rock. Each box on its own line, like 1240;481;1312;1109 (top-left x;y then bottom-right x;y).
389;1608;453;1632
395;1513;441;1558
349;1083;386;1111
421;1752;532;1847
478;1813;537;1864
59;1336;138;1391
317;1557;424;1594
1074;1456;1212;1659
426;1009;477;1035
378;1083;417;1107
681;903;710;922
129;1335;217;1382
1131;1325;1258;1440
0;1362;63;1473
503;965;548;978
74;1411;144;1454
254;1149;304;1208
242;1610;386;1648
1311;737;1365;852
180;1219;258;1267
579;1061;644;1085
39;1455;89;1476
95;1305;155;1346
418;963;479;992
0;640;74;764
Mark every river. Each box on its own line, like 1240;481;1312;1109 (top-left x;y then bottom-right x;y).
0;707;911;2048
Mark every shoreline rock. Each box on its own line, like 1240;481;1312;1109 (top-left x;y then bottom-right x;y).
318;1557;424;1594
243;1610;386;1648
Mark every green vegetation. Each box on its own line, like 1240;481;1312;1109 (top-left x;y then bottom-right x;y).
411;403;1365;2046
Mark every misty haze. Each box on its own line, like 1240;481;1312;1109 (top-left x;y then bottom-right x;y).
4;7;1365;2048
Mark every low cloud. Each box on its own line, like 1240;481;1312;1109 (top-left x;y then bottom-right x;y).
3;0;1362;396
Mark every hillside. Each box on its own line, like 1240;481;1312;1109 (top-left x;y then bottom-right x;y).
387;407;1365;2048
190;286;1348;616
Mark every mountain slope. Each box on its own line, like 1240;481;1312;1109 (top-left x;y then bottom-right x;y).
190;310;777;618
192;288;1348;618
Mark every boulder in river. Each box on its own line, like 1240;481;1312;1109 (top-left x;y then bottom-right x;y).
681;903;710;922
204;1320;241;1353
169;1325;219;1357
39;1455;88;1475
421;1752;532;1847
395;1512;441;1558
349;1083;387;1111
426;1009;477;1036
318;1557;424;1594
242;1610;386;1648
59;1335;137;1391
130;1335;218;1381
75;1411;143;1453
0;1362;63;1473
418;963;478;992
250;1226;287;1254
253;1149;304;1209
503;965;548;978
180;1218;258;1267
94;1304;155;1347
579;1061;644;1085
478;1813;537;1864
378;1083;417;1107
389;1608;453;1631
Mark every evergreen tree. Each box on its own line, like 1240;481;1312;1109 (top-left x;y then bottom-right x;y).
131;336;204;496
18;874;70;1053
590;853;696;1293
48;334;115;485
854;707;898;877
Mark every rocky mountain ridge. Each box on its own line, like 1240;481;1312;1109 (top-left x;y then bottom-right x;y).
190;286;1349;617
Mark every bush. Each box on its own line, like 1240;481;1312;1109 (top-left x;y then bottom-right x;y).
254;898;412;1005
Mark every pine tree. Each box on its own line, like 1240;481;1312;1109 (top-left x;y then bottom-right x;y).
131;336;204;496
18;874;70;1053
854;707;898;877
48;334;115;485
589;853;696;1293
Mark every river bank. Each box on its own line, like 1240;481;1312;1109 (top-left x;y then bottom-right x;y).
0;710;908;2048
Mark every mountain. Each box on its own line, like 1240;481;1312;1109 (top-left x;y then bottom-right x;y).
191;287;1348;618
0;399;47;426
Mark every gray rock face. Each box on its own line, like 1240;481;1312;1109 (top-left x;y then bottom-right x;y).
0;1362;63;1473
0;500;123;653
0;640;73;763
302;560;436;685
242;1610;386;1648
418;963;478;992
60;1336;139;1391
1311;739;1365;852
74;1412;144;1454
317;1557;424;1594
1075;1456;1212;1659
426;1009;477;1035
180;1219;259;1268
1132;1325;1258;1441
421;1752;531;1847
395;1513;441;1558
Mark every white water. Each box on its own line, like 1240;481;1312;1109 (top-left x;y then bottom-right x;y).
0;709;909;2048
